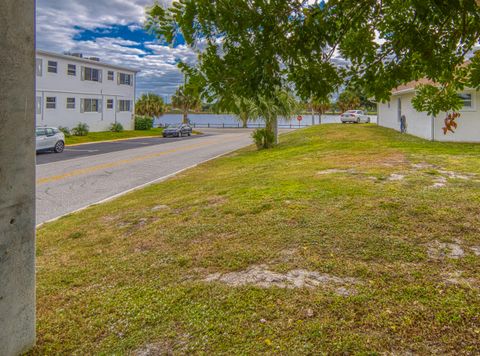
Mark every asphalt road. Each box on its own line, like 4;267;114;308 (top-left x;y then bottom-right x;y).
36;129;257;225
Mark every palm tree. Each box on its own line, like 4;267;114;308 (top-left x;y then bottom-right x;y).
136;93;165;118
171;85;201;124
215;95;256;128
311;97;331;124
248;90;300;145
337;91;361;113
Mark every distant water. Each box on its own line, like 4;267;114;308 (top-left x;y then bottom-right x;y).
155;113;378;128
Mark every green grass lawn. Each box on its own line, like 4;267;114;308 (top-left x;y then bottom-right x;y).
66;128;164;145
34;125;480;354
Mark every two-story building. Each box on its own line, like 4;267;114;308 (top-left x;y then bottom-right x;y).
36;50;139;132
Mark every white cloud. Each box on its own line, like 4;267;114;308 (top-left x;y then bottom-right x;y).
36;0;187;99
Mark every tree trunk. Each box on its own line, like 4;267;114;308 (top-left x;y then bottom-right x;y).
182;109;188;124
241;113;248;128
273;116;278;145
311;108;315;126
265;116;278;147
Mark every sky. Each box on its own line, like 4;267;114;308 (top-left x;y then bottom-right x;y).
36;0;193;101
36;0;479;102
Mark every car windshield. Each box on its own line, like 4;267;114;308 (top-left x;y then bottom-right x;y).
167;124;182;129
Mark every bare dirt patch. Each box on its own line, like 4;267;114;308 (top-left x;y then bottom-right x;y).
427;241;465;260
151;204;170;212
412;162;477;188
442;271;478;288
470;246;480;256
206;195;228;207
432;176;448;188
387;173;405;181
204;265;361;296
133;335;190;356
316;168;357;175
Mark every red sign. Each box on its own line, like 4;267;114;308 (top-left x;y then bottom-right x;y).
297;115;303;122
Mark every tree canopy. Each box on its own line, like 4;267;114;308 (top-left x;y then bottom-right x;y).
147;0;480;112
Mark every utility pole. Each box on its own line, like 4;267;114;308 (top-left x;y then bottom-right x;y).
0;0;36;354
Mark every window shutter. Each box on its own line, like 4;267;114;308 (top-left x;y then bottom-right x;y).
81;66;85;81
129;75;133;86
117;74;120;85
98;70;103;83
97;99;103;113
80;99;85;113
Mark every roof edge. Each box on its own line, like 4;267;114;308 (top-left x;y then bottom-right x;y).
36;49;140;73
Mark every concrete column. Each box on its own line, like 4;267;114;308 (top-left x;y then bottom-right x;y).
0;0;36;355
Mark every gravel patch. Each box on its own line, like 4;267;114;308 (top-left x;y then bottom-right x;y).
204;265;361;296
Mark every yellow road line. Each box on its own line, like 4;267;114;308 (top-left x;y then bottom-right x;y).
37;139;220;185
66;136;162;147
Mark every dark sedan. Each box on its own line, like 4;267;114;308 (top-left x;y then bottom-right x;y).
162;123;193;138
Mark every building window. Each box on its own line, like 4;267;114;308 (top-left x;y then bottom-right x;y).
66;97;75;109
36;58;43;76
82;98;100;112
107;99;114;109
46;97;56;109
118;73;132;85
118;100;131;112
68;64;76;76
108;71;114;81
48;61;57;73
458;93;474;110
83;67;101;82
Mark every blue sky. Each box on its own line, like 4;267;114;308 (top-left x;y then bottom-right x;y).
36;0;194;101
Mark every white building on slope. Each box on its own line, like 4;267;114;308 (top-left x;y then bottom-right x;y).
36;50;139;132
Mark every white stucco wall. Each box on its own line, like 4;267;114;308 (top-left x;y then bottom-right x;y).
378;89;480;142
35;51;137;132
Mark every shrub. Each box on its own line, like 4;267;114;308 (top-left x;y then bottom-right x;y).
135;115;154;130
109;122;124;132
71;123;89;136
252;128;275;149
58;126;71;137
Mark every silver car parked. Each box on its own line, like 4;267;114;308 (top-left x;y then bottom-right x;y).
36;127;65;153
340;110;371;124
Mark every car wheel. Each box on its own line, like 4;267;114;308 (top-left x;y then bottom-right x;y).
54;140;65;153
367;117;371;123
188;132;191;136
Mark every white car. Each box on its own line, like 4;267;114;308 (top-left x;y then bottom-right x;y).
36;127;65;153
340;110;371;124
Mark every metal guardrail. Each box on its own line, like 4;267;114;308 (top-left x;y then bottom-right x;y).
155;122;311;129
189;123;310;129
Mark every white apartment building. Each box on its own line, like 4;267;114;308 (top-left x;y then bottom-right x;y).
36;50;139;132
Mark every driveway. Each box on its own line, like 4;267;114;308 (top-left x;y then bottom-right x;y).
36;129;257;225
